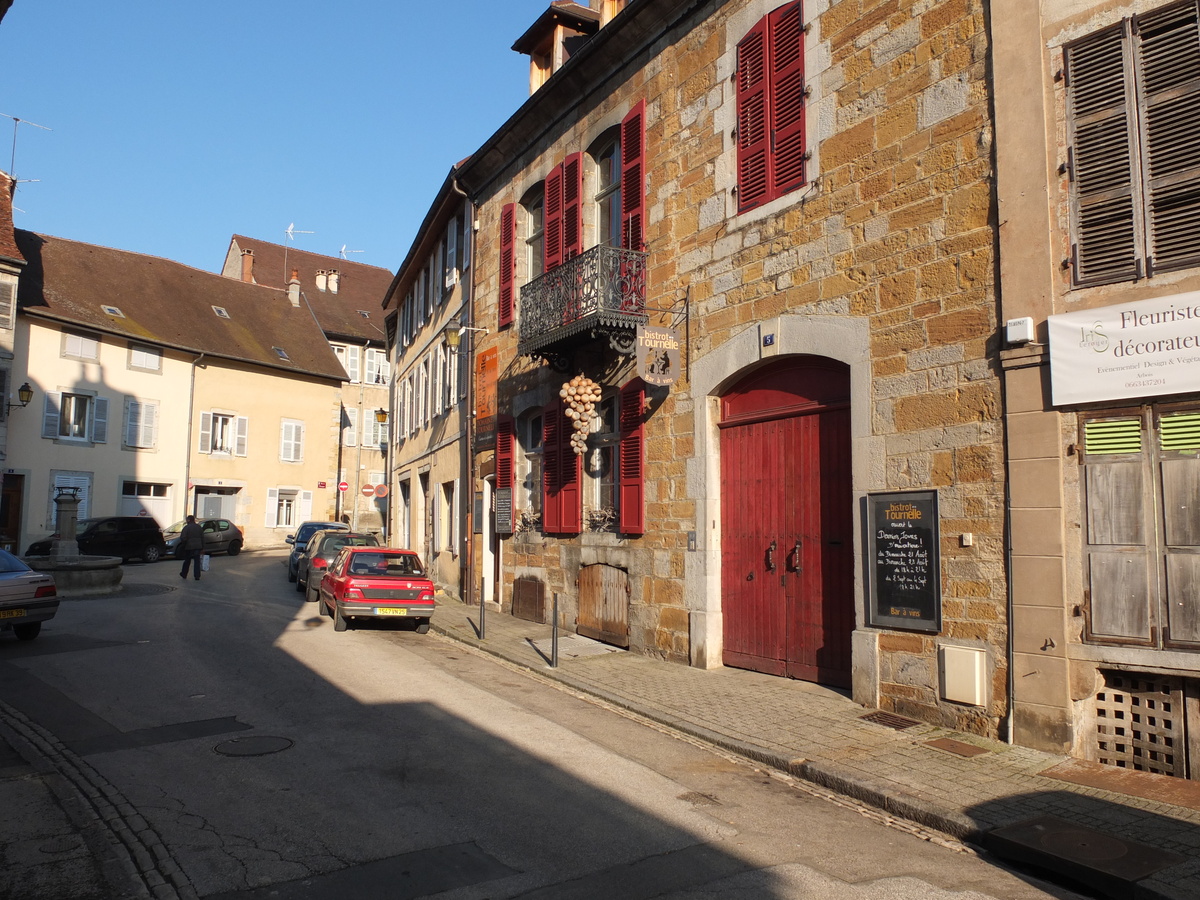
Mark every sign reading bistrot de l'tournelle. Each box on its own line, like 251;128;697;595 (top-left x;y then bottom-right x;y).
1048;290;1200;406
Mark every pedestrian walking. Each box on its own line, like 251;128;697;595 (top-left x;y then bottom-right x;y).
179;515;205;581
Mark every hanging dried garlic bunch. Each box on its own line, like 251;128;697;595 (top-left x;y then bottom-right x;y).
560;375;601;455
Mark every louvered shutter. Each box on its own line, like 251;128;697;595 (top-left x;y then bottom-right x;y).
1134;2;1200;274
558;406;582;534
769;1;806;196
618;379;645;534
143;401;158;449
300;491;313;520
1065;24;1142;284
737;18;770;212
125;398;139;447
42;392;60;439
499;202;516;328
1082;415;1154;642
91;397;108;443
621;101;646;251
544;163;565;270
199;411;212;453
562;153;584;260
1158;410;1200;644
235;416;249;457
542;402;561;533
344;407;358;446
265;488;279;527
496;416;515;496
0;282;14;330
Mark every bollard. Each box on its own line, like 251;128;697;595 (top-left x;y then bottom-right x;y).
551;592;559;668
480;576;486;640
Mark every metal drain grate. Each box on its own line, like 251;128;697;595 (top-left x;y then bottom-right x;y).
860;711;920;730
1094;671;1184;777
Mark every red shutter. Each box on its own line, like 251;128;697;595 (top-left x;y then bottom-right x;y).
559;405;582;534
621;100;646;251
562;153;584;260
619;378;645;534
544;163;564;270
542;402;561;534
736;17;770;213
499;203;516;328
769;1;806;196
496;415;515;495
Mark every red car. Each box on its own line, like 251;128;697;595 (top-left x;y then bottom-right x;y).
319;547;435;633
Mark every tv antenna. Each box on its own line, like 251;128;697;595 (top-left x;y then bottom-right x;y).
339;244;364;260
282;223;314;286
1;113;51;183
284;222;313;242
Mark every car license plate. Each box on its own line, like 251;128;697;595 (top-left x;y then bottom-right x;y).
0;608;26;619
377;607;407;616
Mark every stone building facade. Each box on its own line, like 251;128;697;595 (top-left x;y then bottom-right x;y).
456;0;1006;737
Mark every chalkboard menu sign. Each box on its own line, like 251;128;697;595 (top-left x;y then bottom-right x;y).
494;488;514;535
868;490;941;633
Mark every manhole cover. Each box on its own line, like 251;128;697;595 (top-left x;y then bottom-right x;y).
859;711;920;730
214;736;293;757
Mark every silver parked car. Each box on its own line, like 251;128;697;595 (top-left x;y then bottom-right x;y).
0;548;58;641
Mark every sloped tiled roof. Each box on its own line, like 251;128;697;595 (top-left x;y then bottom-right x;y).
225;235;394;345
0;174;24;266
16;230;347;382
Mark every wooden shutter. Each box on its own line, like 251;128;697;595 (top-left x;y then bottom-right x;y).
542;402;562;534
562;153;584;260
559;405;582;534
618;379;645;534
769;1;806;196
265;488;279;527
1065;23;1142;284
1134;2;1200;274
621;101;646;251
1159;410;1200;645
544;163;565;270
0;282;14;330
42;392;60;439
199;411;212;453
496;415;515;495
91;397;108;443
499;202;516;328
1082;415;1154;642
235;416;249;457
736;17;770;212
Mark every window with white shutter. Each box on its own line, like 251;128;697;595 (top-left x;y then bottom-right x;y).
124;398;159;450
1065;1;1200;284
0;280;15;330
343;406;358;447
333;344;360;383
280;419;304;462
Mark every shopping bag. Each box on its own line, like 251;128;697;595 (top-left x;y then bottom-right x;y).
201;554;211;572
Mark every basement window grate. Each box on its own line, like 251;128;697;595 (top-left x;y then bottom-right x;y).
1094;671;1186;777
860;711;921;730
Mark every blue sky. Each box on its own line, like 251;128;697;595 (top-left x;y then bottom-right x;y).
1;1;551;273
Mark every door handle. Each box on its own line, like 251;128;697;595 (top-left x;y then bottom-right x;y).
789;539;802;572
766;540;777;572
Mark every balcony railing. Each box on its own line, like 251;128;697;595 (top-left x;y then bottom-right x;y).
518;244;647;359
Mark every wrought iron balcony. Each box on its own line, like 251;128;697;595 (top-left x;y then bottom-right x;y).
518;243;647;362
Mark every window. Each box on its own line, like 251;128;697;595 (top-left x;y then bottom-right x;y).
1064;1;1200;284
439;480;457;553
42;391;108;443
587;395;620;520
518;411;543;516
364;414;387;449
444;217;459;293
199;412;248;456
432;346;445;417
123;397;159;450
122;481;168;498
593;136;622;248
736;1;806;213
265;488;312;528
333;344;360;382
51;472;91;522
61;329;100;361
129;344;162;372
343;406;358;447
523;189;545;284
1080;404;1200;648
280;418;304;462
365;348;390;385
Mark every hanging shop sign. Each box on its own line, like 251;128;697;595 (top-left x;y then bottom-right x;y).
636;324;681;386
867;490;941;634
1048;290;1200;406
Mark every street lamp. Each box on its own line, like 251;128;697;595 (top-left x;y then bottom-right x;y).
375;408;388;424
7;382;33;413
443;319;488;350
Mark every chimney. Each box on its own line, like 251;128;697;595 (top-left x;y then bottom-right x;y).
328;269;340;294
0;172;25;264
287;268;300;307
240;249;254;283
315;269;327;292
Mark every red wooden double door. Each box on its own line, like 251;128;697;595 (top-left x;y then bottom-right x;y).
720;357;854;687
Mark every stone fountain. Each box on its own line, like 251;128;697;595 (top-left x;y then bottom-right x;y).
25;487;123;596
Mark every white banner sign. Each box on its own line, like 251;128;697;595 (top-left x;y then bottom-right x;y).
1048;291;1200;406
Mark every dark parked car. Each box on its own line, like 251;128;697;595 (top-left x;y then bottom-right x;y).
163;518;244;558
26;516;166;563
0;548;57;641
297;530;380;599
285;521;348;581
318;547;434;633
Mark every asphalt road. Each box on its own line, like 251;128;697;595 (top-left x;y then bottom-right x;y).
0;551;1087;900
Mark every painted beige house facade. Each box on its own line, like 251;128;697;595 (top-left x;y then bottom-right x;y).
994;0;1200;770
